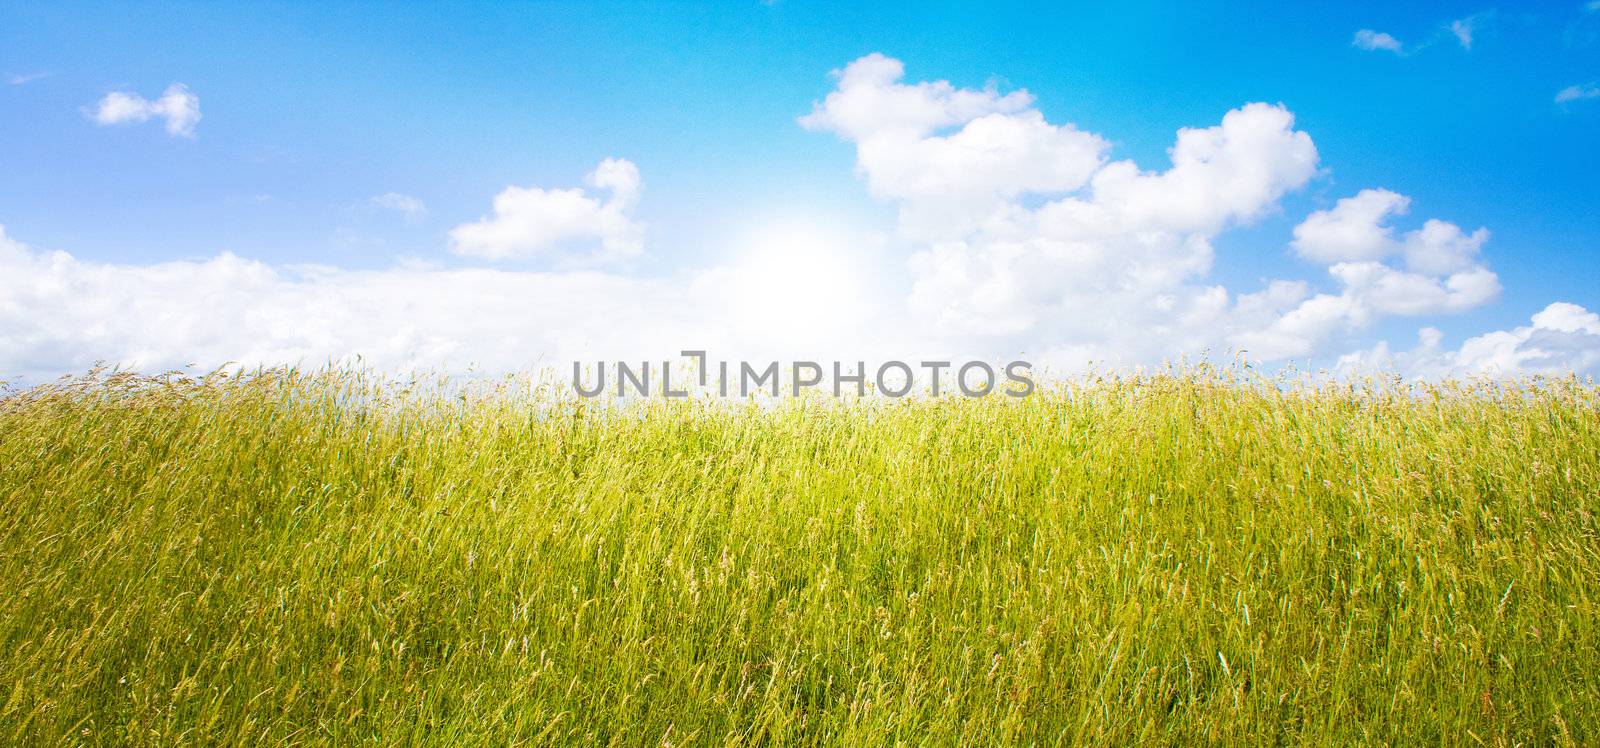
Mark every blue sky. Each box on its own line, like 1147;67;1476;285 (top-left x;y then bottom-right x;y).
2;1;1598;382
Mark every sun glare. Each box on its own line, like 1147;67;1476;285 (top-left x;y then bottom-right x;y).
723;224;872;347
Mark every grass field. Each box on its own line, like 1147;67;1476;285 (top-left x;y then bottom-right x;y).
1;368;1597;745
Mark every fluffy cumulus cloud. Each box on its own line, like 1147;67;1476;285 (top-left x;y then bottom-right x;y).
0;224;898;384
91;83;201;137
449;159;644;264
902;101;1322;357
800;53;1109;240
1353;30;1404;53
1340;303;1600;379
1237;189;1500;359
1294;191;1493;277
1289;188;1498;310
4;54;1594;382
804;56;1387;367
0;225;675;382
1292;189;1411;263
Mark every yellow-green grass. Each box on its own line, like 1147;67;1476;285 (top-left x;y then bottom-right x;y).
1;368;1597;745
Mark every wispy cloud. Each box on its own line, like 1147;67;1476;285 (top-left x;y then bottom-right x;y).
6;71;49;86
1449;18;1476;49
366;193;429;223
1355;13;1492;57
1556;83;1600;103
1353;29;1404;53
89;83;201;137
1447;11;1496;51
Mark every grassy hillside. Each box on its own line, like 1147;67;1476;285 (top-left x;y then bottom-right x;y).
1;369;1597;745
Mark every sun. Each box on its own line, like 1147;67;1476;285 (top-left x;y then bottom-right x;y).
721;223;872;349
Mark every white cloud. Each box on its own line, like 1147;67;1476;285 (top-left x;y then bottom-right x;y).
806;56;1426;368
1556;83;1600;104
1339;303;1600;379
1233;261;1501;363
1353;30;1404;53
449;158;644;264
1356;14;1491;57
1292;189;1490;274
798;53;1034;142
90;83;201;137
801;54;1108;239
0;222;902;385
367;193;428;223
1328;261;1499;316
6;71;49;86
0;224;686;383
0;54;1580;382
1064;103;1320;235
1400;218;1490;276
1247;188;1501;358
1292;189;1411;263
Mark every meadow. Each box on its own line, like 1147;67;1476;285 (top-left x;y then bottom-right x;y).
1;367;1596;745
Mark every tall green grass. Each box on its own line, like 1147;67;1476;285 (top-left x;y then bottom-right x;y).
1;368;1597;745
